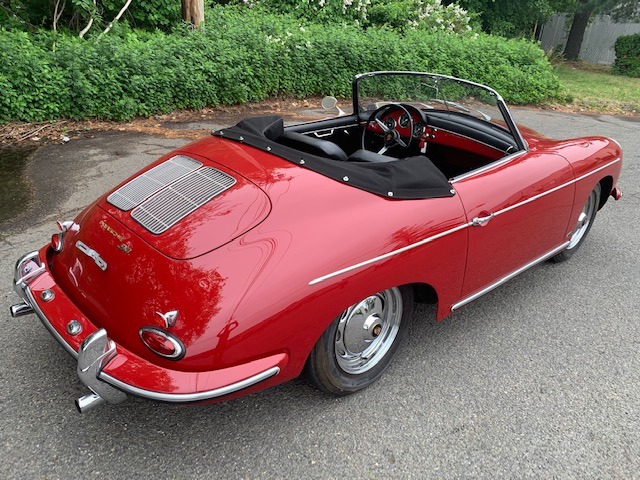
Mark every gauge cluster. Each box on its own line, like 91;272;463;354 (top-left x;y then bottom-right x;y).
364;104;434;154
381;110;426;139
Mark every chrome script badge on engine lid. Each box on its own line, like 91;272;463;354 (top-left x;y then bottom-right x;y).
99;220;132;254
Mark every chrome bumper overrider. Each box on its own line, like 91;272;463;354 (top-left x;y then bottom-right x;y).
76;329;127;412
10;250;281;413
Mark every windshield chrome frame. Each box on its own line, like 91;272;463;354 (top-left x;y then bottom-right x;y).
352;71;528;152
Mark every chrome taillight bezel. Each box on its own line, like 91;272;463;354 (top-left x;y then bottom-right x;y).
139;326;185;361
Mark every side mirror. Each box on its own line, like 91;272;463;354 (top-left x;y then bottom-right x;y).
321;96;346;116
321;96;338;110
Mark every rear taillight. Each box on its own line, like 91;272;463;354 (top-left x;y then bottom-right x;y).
50;221;75;252
51;233;63;252
139;327;185;360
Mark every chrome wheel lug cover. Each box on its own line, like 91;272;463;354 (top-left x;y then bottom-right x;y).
334;288;403;375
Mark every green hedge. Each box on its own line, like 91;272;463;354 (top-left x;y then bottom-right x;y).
0;6;560;122
613;34;640;78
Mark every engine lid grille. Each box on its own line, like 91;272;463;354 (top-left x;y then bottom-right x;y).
130;167;237;234
107;155;202;211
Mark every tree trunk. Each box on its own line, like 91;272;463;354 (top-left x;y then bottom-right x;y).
98;0;133;40
563;5;593;61
182;0;205;29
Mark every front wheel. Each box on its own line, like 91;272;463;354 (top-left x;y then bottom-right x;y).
305;286;414;395
552;183;601;263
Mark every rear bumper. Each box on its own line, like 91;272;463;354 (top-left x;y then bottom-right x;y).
11;249;286;412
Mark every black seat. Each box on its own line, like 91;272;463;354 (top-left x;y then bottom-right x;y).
347;149;398;163
278;131;348;161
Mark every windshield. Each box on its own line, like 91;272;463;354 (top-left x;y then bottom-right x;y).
354;71;523;144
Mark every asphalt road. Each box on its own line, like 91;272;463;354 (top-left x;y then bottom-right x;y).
0;109;638;479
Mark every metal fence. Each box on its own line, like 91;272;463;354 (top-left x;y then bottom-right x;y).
540;14;640;65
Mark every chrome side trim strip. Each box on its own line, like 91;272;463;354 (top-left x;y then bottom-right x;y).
308;157;620;287
451;241;571;311
452;153;620;187
574;157;622;183
309;223;470;286
493;158;621;218
450;151;526;183
100;366;280;403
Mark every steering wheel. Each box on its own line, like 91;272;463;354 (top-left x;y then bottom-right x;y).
362;103;422;155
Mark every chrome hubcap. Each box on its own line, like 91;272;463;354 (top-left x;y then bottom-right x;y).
335;288;403;375
568;190;597;249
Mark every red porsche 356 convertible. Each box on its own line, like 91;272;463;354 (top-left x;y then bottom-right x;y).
11;72;622;412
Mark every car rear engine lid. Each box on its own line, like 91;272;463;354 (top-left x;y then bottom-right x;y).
102;155;270;259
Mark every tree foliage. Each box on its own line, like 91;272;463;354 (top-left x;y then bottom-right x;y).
0;5;560;122
444;0;573;37
563;0;640;60
0;0;181;32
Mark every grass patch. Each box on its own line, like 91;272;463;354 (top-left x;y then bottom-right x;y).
554;61;640;115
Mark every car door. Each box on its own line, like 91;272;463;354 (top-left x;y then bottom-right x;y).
452;151;575;302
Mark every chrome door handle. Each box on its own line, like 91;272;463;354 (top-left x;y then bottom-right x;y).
472;213;494;227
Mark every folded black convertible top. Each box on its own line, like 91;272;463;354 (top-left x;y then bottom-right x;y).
212;115;454;200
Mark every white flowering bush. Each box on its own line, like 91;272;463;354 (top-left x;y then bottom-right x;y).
247;0;474;34
367;0;474;34
251;0;372;24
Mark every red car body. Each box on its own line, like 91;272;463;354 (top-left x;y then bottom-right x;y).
11;72;622;412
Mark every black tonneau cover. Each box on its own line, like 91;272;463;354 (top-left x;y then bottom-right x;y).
212;116;454;200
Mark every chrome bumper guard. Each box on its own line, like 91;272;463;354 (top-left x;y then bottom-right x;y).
10;251;127;413
76;329;127;413
11;251;43;315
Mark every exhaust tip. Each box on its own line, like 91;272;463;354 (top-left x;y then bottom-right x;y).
611;187;623;201
76;392;106;413
10;302;34;318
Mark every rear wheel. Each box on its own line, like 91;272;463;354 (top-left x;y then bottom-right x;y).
305;286;413;395
552;183;601;263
